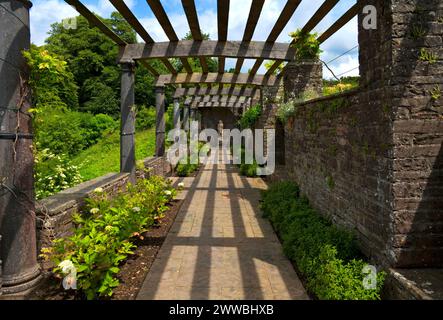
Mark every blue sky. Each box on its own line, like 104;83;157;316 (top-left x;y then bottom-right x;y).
29;0;359;78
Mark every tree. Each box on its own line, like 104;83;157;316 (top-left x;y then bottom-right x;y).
44;12;159;117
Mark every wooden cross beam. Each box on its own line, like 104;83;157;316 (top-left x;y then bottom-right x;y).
234;0;265;74
217;0;230;73
145;0;193;73
250;0;301;76
185;95;249;105
65;0;162;76
173;86;258;98
156;73;280;87
182;0;209;73
191;101;247;108
109;0;176;74
118;41;296;63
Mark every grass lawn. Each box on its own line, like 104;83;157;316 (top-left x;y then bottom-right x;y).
72;128;156;181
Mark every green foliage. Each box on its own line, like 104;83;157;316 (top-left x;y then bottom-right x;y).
34;106;117;156
46;175;176;299
238;104;262;129
45;13;167;117
23;46;78;110
136;106;157;130
34;148;83;199
239;162;259;177
289;29;322;60
261;182;385;300
71;129;156;182
323;77;359;96
264;60;285;75
276;100;296;124
176;157;199;177
430;85;441;101
419;48;437;64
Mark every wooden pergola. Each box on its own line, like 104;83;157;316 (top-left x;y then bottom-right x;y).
65;0;363;181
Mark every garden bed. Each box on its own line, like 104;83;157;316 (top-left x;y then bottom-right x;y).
29;197;183;300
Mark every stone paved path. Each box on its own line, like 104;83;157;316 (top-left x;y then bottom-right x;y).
137;161;308;300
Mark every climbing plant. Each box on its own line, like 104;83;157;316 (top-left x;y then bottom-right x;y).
289;29;322;60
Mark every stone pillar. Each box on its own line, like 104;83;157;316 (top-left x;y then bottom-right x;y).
183;104;190;132
120;62;136;183
173;98;180;130
0;0;41;295
358;0;443;268
283;60;323;101
155;86;166;156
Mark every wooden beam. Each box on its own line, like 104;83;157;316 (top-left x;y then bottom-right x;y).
156;73;280;87
174;86;257;98
264;0;340;75
301;0;339;34
139;61;159;77
193;102;246;108
235;0;265;73
118;41;296;62
249;0;301;77
318;1;364;44
109;0;177;75
218;0;230;73
186;95;249;104
146;0;192;73
65;0;126;46
182;0;209;73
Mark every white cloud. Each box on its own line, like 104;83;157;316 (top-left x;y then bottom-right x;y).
30;0;77;45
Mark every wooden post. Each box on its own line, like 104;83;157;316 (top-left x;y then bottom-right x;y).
155;86;166;156
173;98;180;130
120;62;136;183
0;0;41;295
183;104;190;132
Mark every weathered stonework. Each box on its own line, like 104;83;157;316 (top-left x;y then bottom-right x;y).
273;0;442;272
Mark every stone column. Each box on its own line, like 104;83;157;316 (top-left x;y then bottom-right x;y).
183;104;190;132
283;60;323;101
155;86;166;156
0;0;41;295
358;0;443;268
120;62;136;183
173;98;180;131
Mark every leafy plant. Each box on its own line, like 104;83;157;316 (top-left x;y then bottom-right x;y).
276;100;296;124
176;157;200;177
430;85;441;101
44;175;176;299
238;104;262;129
261;181;386;300
419;48;437;64
35;147;83;199
289;29;322;60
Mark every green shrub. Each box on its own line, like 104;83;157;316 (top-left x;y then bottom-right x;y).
136;106;156;130
239;162;259;177
176;159;199;177
289;29;322;60
44;175;176;299
34;148;83;200
238;104;262;129
261;181;385;300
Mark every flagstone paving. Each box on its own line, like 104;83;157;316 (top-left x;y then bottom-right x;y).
137;161;308;300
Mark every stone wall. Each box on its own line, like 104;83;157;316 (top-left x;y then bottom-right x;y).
200;107;238;131
36;156;172;252
273;0;443;268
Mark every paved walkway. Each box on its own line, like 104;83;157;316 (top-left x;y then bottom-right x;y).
137;161;308;300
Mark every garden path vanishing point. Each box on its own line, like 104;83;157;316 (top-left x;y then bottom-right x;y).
137;154;308;300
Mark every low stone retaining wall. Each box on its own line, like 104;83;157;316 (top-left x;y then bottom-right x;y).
36;156;172;252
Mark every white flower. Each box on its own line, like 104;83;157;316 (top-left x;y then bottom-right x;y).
90;208;100;214
132;207;141;212
164;190;172;196
62;273;77;290
93;187;104;194
58;260;76;275
178;182;185;189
